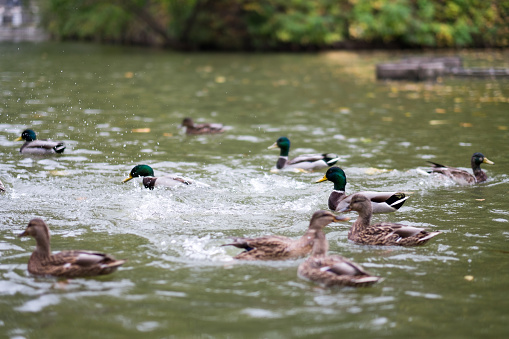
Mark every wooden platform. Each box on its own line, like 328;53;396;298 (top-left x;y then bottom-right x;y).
376;57;509;80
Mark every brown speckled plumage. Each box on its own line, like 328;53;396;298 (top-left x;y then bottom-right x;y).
181;117;225;135
297;222;382;287
223;210;348;261
428;152;494;185
18;219;125;278
340;194;441;246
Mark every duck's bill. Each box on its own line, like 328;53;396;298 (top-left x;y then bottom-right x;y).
333;215;350;222
315;175;328;183
267;142;278;149
15;137;23;141
18;230;28;237
483;157;494;165
122;175;134;183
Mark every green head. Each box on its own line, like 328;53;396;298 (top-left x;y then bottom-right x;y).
315;167;347;191
16;129;37;142
123;164;155;183
471;152;494;168
267;136;290;156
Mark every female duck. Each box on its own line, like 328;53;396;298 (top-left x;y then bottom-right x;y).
123;164;193;189
297;212;382;287
15;129;66;154
339;194;441;246
18;218;125;278
316;167;409;213
427;152;494;185
223;210;349;260
181;117;225;135
268;136;339;171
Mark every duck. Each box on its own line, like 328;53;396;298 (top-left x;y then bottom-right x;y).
18;218;125;278
268;136;339;171
123;164;193;189
181;117;225;135
338;194;441;246
316;167;409;213
0;179;4;192
427;152;494;185
222;210;349;260
15;129;66;154
297;212;382;288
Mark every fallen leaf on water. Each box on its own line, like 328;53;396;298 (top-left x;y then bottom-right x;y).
405;112;412;117
464;275;474;281
49;170;69;176
125;72;134;79
163;133;173;137
460;122;473;127
498;126;508;130
429;120;450;125
132;128;151;133
435;108;446;114
215;76;226;83
382;117;393;122
476;199;485;201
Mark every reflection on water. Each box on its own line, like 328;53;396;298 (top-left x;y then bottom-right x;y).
0;43;508;337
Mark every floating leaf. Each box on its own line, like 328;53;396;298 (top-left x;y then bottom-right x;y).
476;199;485;201
460;122;473;127
498;126;508;130
215;76;226;83
464;275;474;281
382;117;393;122
435;108;446;114
124;72;134;79
132;128;151;133
49;170;69;176
163;133;173;137
429;120;450;125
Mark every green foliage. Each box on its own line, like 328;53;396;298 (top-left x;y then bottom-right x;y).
40;0;509;49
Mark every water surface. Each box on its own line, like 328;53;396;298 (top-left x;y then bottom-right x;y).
1;43;508;338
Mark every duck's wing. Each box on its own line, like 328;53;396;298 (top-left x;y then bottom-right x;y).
321;255;373;276
336;191;409;213
223;235;290;251
50;250;122;266
427;162;475;184
287;153;330;165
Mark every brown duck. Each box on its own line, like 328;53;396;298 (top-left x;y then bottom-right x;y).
181;117;225;135
18;218;125;278
298;219;382;287
427;152;494;185
223;210;349;260
339;194;441;246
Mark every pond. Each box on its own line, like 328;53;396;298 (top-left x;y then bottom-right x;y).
0;42;508;338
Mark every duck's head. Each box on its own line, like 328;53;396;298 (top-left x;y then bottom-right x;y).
316;167;347;190
18;218;50;241
472;153;494;167
268;137;290;156
123;164;155;183
339;194;371;214
181;117;194;128
15;129;37;142
308;210;349;230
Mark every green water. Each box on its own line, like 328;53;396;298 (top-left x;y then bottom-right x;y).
1;42;508;338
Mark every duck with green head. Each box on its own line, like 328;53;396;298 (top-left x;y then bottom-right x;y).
268;136;339;172
15;129;66;154
123;164;193;189
297;211;382;287
338;194;441;246
316;167;409;213
427;152;494;185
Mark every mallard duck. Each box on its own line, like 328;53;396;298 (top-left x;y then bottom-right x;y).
123;164;193;189
222;210;349;260
297;223;382;287
316;167;409;213
268;137;339;171
339;194;441;246
427;152;494;185
181;117;225;135
15;129;66;154
18;218;125;278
